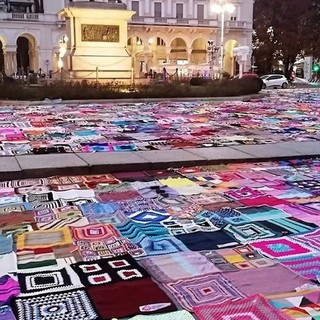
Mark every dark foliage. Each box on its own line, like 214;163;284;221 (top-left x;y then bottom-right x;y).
0;78;261;101
253;0;320;76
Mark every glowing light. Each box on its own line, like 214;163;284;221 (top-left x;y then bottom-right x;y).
211;4;222;13
211;2;235;13
59;48;67;58
224;3;235;13
58;58;63;68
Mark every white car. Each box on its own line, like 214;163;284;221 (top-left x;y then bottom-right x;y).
261;74;289;89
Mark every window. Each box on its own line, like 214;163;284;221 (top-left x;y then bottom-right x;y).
231;16;237;21
267;75;283;80
136;37;143;46
176;3;183;19
197;4;204;20
131;1;139;16
154;2;162;18
157;37;165;46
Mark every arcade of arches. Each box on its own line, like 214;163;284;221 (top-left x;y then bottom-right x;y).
127;35;240;78
0;32;243;78
0;34;38;77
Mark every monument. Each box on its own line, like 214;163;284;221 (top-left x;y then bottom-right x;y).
58;1;134;80
233;46;250;78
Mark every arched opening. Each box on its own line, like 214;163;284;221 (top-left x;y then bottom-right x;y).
34;0;44;13
0;40;4;73
148;36;166;67
127;36;145;76
170;38;187;64
16;37;30;73
224;39;238;76
191;38;207;65
16;34;37;75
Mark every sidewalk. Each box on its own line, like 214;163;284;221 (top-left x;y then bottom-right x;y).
0;93;267;107
1;141;319;181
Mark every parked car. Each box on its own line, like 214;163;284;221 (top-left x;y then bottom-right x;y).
260;74;289;89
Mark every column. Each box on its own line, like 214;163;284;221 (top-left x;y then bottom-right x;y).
165;47;171;63
187;47;192;64
3;51;17;76
143;46;152;72
29;49;37;72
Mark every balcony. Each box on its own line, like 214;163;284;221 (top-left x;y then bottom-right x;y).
130;16;219;27
11;12;38;20
225;21;251;29
154;17;167;23
8;0;34;3
1;12;64;23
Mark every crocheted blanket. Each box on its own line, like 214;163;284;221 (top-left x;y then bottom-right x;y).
71;254;149;286
163;274;245;311
12;289;99;320
16;227;72;250
194;294;290;320
139;251;220;282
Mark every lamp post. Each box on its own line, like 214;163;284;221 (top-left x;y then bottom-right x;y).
207;40;220;79
211;0;235;78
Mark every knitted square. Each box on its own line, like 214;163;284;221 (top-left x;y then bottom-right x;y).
163;274;245;311
71;253;149;286
70;223;119;241
12;289;99;320
17;267;83;296
16;227;72;249
87;277;176;319
139;252;220;282
250;237;314;259
194;294;290;320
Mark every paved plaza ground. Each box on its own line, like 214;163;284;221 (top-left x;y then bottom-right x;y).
1;88;320;319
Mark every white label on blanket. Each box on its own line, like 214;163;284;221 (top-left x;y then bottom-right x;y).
139;303;171;312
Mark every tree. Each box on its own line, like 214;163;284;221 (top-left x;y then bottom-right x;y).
253;0;319;76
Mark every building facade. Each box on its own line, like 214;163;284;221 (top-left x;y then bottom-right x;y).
0;0;254;79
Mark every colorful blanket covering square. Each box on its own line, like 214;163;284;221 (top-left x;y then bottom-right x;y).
216;245;276;270
139;251;220;282
223;264;315;296
117;221;170;243
16;227;72;250
0;305;16;320
268;289;320;320
12;289;99;320
163;274;245;311
71;253;149;286
70;223;119;241
223;222;277;243
293;229;320;250
75;236;146;261
0;275;20;305
280;254;320;280
175;230;239;251
17;266;83;296
17;247;57;270
249;237;315;259
199;250;239;272
138;236;189;256
87;277;177;319
193;294;290;320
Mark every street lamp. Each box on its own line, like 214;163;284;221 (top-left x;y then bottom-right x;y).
211;0;235;77
207;40;220;79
